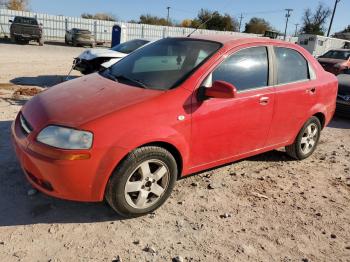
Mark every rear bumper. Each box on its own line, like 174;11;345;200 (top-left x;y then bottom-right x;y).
11;114;127;202
336;99;350;118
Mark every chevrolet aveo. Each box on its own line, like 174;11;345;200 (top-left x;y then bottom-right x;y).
12;35;338;217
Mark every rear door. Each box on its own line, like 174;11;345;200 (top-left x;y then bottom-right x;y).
266;46;318;146
190;45;275;168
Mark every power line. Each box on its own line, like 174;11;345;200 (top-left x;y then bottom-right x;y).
166;6;171;25
327;0;341;37
284;9;293;40
294;23;299;36
238;13;244;32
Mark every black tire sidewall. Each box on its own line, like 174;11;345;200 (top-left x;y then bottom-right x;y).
106;147;178;217
295;117;321;159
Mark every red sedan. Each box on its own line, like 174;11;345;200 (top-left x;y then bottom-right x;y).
12;35;338;217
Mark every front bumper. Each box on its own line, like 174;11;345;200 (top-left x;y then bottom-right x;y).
11;114;126;202
73;58;91;73
12;33;40;41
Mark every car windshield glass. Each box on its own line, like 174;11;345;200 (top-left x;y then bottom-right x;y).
111;39;150;54
321;50;350;60
102;38;221;90
14;17;38;25
76;30;91;34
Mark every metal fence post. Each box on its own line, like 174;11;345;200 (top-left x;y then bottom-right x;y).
94;20;97;41
141;25;144;38
65;18;68;31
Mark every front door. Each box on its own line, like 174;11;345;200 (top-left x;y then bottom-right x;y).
190;46;275;168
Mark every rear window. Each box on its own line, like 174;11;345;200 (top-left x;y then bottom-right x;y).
14;17;38;25
274;47;309;85
112;39;150;54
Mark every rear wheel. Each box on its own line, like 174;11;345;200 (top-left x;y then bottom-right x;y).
285;116;321;160
105;146;178;218
38;38;44;46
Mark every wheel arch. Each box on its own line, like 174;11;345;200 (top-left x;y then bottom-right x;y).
313;112;326;129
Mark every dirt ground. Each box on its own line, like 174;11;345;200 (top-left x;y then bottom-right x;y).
1;42;350;262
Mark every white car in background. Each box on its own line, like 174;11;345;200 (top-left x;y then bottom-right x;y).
73;39;150;74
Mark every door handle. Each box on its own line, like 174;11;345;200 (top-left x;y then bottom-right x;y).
307;87;316;94
259;96;269;105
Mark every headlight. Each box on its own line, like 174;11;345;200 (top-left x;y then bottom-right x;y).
37;125;93;150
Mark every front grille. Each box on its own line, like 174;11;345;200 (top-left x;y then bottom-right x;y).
19;114;33;135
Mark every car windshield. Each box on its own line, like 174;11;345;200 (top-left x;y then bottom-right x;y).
14;17;38;25
112;39;150;54
101;38;221;90
321;50;350;60
76;29;91;34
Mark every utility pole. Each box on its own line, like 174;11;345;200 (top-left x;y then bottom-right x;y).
327;0;341;37
284;9;293;40
238;13;244;32
294;23;299;36
166;6;171;25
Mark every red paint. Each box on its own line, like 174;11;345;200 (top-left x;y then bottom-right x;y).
12;36;338;202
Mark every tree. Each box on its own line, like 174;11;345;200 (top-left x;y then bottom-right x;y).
81;13;116;21
333;25;350;39
139;14;171;26
244;17;273;34
192;9;239;31
4;0;28;11
180;19;192;28
300;3;331;35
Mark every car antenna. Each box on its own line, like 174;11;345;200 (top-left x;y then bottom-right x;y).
187;14;214;37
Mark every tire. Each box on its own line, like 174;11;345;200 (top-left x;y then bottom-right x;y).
72;40;78;47
38;38;44;46
65;36;69;45
285;116;321;160
105;146;178;218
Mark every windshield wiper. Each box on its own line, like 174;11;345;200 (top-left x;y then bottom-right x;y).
115;75;148;88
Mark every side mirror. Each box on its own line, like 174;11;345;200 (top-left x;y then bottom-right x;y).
9;20;13;23
204;80;237;99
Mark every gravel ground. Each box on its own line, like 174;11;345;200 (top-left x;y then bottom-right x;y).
0;42;350;262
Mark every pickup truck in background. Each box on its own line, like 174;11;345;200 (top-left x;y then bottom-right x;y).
9;16;44;46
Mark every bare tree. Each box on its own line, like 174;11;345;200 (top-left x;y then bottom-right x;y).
5;0;28;11
81;13;116;21
300;3;331;35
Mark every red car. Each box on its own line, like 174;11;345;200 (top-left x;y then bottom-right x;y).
12;36;337;217
317;49;350;75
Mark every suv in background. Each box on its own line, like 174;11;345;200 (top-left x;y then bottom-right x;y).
9;16;44;45
65;28;95;47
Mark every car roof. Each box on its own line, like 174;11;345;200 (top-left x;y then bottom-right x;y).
327;49;350;52
186;34;287;46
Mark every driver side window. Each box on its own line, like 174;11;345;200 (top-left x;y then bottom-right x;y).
204;46;269;92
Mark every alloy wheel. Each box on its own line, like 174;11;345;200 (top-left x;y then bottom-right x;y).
124;159;170;209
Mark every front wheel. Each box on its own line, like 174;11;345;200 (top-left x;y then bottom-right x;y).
105;146;178;218
285;116;321;160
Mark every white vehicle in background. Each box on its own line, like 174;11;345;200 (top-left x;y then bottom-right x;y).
73;39;150;74
298;34;350;57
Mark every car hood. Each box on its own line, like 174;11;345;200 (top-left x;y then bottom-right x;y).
318;58;345;65
78;48;127;60
337;74;350;95
22;73;162;130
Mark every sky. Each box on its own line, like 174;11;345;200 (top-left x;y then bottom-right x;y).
28;0;349;35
